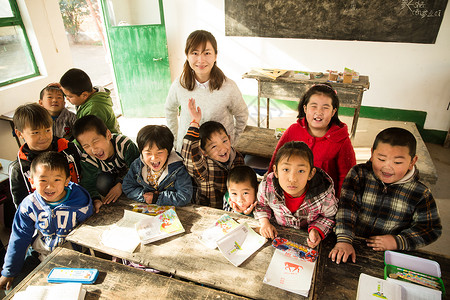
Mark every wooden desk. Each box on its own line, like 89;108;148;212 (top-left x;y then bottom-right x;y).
242;71;370;138
312;234;450;300
236;125;277;158
4;247;246;300
67;198;312;299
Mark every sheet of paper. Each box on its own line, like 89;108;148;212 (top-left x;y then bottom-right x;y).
216;222;266;267
101;210;148;252
13;283;85;300
263;249;316;297
198;214;240;249
356;273;402;300
386;277;441;300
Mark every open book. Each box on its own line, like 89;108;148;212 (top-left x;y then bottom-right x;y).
216;222;266;267
357;273;402;300
12;282;86;300
263;248;316;297
136;208;185;244
198;214;240;249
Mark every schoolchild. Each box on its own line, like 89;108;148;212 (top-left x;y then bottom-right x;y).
73;115;139;209
223;165;258;216
268;83;356;196
9;103;82;209
0;152;93;290
181;98;244;208
60;68;120;133
122;125;193;206
329;127;442;264
255;141;338;248
38;84;77;140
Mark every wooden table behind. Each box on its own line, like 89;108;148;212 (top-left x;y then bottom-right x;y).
67;198;313;300
4;247;246;300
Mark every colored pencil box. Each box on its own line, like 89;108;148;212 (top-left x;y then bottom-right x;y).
384;251;445;294
47;268;99;284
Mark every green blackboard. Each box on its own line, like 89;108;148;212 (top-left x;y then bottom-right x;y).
225;0;448;44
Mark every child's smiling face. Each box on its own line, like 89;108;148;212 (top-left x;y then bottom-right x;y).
39;89;65;117
30;165;70;202
274;154;316;197
303;93;336;136
77;129;114;161
228;180;256;212
203;130;231;163
142;143;169;172
371;142;417;184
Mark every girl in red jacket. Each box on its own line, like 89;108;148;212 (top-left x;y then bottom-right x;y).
268;83;356;196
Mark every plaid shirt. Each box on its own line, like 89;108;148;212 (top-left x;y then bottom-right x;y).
254;168;338;238
335;162;442;250
181;126;244;208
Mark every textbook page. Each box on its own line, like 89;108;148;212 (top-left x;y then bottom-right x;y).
356;273;402;300
216;222;266;267
101;210;147;252
198;214;240;249
263;249;316;297
136;208;185;244
386;277;441;300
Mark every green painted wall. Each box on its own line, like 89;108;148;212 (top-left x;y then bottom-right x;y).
242;95;447;144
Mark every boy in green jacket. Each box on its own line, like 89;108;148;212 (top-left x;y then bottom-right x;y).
60;68;120;134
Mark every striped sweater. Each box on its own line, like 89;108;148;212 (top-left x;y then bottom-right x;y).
80;134;139;200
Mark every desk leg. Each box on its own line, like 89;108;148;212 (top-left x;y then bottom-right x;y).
350;93;363;139
266;97;270;128
257;79;261;128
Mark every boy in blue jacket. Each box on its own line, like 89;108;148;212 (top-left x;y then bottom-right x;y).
123;125;192;206
0;151;93;290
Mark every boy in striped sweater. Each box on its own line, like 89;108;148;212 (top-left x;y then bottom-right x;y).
73;115;139;211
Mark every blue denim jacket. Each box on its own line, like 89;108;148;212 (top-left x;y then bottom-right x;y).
122;150;193;206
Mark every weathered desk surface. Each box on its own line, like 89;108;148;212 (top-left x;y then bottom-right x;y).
235;125;277;159
67;198;313;299
4;247;246;300
313;234;450;300
242;71;370;138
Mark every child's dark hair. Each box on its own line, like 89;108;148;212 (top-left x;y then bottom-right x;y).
227;166;258;191
297;83;341;126
199;121;228;150
60;68;92;96
13;103;52;132
39;85;64;100
373;127;417;158
73;115;108;139
274;141;314;172
137;125;174;153
30;151;70;178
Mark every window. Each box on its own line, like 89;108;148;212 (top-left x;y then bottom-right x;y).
0;0;39;86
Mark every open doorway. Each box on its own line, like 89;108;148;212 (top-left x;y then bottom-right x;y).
58;0;121;115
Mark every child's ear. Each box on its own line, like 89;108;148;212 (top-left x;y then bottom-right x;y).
38;99;43;105
81;91;90;100
273;165;278;178
29;176;36;189
409;155;418;170
106;129;112;140
303;105;307;114
15;129;24;140
308;167;316;180
64;176;71;187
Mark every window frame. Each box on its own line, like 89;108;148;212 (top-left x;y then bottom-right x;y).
0;0;39;87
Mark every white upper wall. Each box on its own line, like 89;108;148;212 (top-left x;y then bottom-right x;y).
163;0;450;131
0;0;72;159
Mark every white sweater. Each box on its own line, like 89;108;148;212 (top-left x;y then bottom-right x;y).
165;77;249;151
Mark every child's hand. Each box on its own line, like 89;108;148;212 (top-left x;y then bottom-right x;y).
366;235;397;251
143;192;154;204
307;228;322;248
0;276;14;290
242;201;257;215
188;98;202;123
328;242;356;264
93;199;103;213
259;218;277;239
104;182;122;204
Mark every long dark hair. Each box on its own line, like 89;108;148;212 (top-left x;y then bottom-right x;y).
297;83;341;126
180;30;225;92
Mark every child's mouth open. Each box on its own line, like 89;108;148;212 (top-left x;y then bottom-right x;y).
151;161;162;171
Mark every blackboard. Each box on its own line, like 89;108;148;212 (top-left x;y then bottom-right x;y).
224;0;448;44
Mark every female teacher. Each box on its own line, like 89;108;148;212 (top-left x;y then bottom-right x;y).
165;30;248;152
